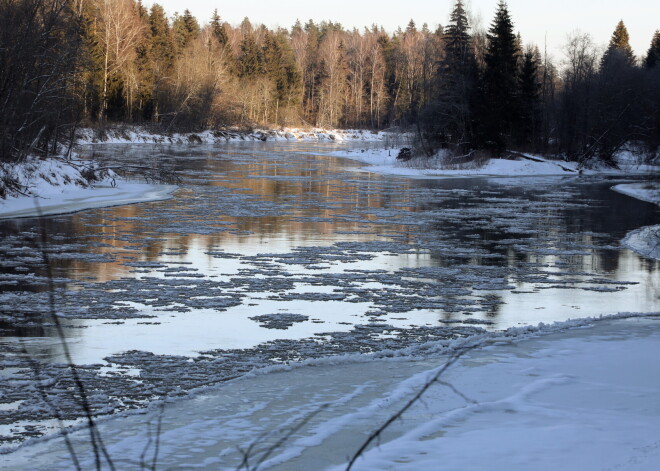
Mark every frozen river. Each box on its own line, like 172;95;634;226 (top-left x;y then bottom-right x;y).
0;141;658;449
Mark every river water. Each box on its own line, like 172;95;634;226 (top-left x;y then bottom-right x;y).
0;141;658;446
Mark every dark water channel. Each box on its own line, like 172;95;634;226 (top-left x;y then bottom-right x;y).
0;141;657;445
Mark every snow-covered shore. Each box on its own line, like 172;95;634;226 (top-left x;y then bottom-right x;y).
612;183;660;260
0;182;177;219
329;147;660;178
612;182;660;205
622;225;660;260
3;313;659;470
76;126;389;144
0;157;177;220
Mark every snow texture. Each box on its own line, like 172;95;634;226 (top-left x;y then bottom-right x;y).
329;148;660;179
612;182;660;205
2;314;659;471
76;127;389;144
0;157;177;219
613;183;660;260
622;225;660;260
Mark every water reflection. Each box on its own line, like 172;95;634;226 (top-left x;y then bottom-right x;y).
0;142;657;364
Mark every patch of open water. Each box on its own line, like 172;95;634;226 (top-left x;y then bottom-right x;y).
0;141;657;446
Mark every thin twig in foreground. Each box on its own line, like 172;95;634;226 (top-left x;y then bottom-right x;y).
35;201;116;471
345;345;476;471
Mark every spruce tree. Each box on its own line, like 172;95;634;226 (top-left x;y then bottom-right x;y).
644;30;660;69
601;20;635;68
210;9;228;47
406;20;417;34
147;4;174;122
480;0;520;153
149;4;173;66
437;0;477;150
444;0;471;63
517;47;541;149
173;9;200;52
238;33;262;78
262;30;301;123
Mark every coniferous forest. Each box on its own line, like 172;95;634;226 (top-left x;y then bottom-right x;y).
1;0;659;165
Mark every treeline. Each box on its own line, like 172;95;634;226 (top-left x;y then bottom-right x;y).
424;1;660;164
1;0;659;164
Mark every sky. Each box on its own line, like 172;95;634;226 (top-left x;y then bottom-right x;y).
144;0;659;59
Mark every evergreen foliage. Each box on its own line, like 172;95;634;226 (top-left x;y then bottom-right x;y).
210;9;228;46
480;1;520;153
602;21;635;68
238;33;262;78
0;0;658;165
517;47;541;149
645;30;660;69
173;9;199;52
431;0;478;152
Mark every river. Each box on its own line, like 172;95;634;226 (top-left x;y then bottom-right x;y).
0;141;658;447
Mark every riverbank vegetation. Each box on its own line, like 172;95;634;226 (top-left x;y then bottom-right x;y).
1;0;659;167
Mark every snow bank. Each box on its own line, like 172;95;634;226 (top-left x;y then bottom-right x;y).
332;318;660;471
3;313;659;470
611;183;660;260
0;157;177;219
76;126;388;144
622;225;660;260
328;148;580;178
329;147;660;179
612;182;660;205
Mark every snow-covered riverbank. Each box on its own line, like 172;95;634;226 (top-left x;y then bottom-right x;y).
612;182;660;205
0;141;657;469
76;126;390;144
329;147;660;178
0;157;177;219
613;182;660;260
3;314;659;470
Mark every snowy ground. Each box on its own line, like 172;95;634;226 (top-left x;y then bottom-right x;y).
3;314;659;471
0;157;178;219
612;182;660;205
613;183;660;260
622;225;660;260
329;148;659;178
76;126;391;145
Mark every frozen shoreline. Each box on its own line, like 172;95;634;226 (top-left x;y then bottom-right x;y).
76;126;390;144
0;156;178;219
0;182;178;220
3;313;659;470
612;182;660;205
622;224;660;260
329;148;660;178
612;183;660;260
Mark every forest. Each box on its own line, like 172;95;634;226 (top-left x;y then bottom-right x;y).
1;0;659;165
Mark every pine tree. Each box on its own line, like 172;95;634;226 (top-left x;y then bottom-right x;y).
517;47;541;149
480;0;520;153
210;9;228;46
148;4;173;66
436;0;478;150
601;20;635;68
644;30;660;69
262;30;301;123
147;4;174;122
292;19;303;35
238;33;262;78
444;0;471;63
136;0;148;20
172;9;199;52
406;19;417;34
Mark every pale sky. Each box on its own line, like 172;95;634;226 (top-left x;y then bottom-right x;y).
144;0;659;59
